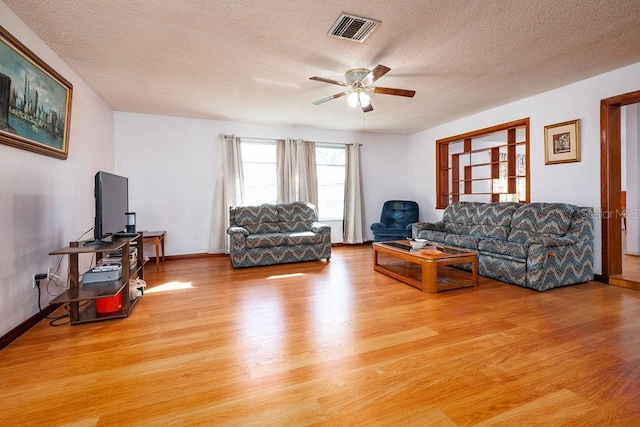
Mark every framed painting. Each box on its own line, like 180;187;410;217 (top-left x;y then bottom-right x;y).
544;119;580;165
0;25;72;160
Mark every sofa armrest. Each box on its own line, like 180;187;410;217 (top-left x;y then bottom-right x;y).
311;222;331;234
413;221;445;232
370;222;385;230
405;222;419;232
532;235;579;247
227;226;249;236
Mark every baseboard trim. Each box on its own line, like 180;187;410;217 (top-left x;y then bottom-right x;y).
0;304;60;350
162;253;227;261
158;243;373;261
609;277;640;291
593;274;608;284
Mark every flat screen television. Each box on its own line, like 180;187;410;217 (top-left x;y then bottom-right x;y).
85;171;129;246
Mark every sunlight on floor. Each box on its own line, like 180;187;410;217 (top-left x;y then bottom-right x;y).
267;273;306;280
145;281;194;294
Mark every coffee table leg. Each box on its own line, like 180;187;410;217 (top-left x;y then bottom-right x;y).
422;260;438;293
472;257;478;288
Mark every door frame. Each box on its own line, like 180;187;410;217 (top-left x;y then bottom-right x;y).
600;89;640;281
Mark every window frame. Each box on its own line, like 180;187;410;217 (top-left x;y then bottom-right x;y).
240;138;277;206
315;143;346;221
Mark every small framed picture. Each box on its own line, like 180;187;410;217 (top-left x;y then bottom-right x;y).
544;119;580;165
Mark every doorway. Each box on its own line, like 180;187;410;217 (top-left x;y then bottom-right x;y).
601;89;640;290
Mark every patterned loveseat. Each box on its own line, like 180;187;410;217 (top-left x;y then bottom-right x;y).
227;202;331;268
412;202;594;291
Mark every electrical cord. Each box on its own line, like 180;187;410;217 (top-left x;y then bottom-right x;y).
76;226;95;242
35;279;69;326
45;254;66;297
35;226;97;326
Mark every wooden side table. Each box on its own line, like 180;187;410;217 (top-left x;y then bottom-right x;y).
143;231;166;270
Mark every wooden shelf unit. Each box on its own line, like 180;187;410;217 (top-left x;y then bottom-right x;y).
49;234;144;324
436;118;530;209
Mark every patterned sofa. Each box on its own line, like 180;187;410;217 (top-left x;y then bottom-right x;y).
227;202;331;268
412;202;594;291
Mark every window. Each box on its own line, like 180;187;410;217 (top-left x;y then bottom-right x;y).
316;144;346;220
241;139;277;205
436;119;530;208
239;139;346;221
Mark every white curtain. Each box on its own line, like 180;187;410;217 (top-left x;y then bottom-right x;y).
208;134;244;254
277;138;318;207
344;143;367;244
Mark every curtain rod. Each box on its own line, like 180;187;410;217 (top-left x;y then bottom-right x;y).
240;136;361;146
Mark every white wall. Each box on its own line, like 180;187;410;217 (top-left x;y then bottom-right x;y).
0;2;115;336
114;113;410;255
407;62;640;275
625;104;639;255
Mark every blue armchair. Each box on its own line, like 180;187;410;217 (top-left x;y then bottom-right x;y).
370;200;419;242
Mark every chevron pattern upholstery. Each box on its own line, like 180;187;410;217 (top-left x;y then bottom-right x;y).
413;202;594;291
227;202;331;268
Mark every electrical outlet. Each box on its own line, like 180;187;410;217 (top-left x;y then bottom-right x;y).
32;273;48;288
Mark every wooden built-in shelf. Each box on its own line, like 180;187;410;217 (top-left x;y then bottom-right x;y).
436;118;530;208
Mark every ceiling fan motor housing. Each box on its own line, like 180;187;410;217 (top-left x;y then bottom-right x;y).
345;68;372;84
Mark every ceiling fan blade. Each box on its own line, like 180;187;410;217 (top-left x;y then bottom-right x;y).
373;87;416;97
309;76;349;87
312;91;350;105
364;64;391;84
361;102;374;113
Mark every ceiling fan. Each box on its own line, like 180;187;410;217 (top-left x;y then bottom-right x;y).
310;64;416;113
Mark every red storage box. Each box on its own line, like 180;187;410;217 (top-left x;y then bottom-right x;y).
95;290;122;313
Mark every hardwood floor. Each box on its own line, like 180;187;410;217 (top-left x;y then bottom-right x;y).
2;245;640;426
612;230;640;290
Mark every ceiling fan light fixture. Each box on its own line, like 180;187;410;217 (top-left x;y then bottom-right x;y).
347;92;359;107
359;92;371;107
310;64;415;112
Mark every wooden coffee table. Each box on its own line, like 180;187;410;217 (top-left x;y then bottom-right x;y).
372;240;478;293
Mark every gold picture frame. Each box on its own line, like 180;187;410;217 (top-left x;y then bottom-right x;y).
0;25;73;160
544;119;580;165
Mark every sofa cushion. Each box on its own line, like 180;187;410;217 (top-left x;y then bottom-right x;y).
443;202;481;225
508;203;575;244
416;229;447;243
280;221;312;233
478;239;527;259
444;234;480;250
245;233;286;249
445;223;474;236
278;202;317;222
231;204;279;234
472;202;520;226
284;231;323;245
470;202;521;240
441;202;520;241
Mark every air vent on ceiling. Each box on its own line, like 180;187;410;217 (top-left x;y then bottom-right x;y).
328;13;380;43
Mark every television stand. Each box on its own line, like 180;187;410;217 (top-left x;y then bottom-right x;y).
112;232;139;238
49;234;144;324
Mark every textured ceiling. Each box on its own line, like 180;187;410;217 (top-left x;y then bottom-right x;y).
4;0;640;135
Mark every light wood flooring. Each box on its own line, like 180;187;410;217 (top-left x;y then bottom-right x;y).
612;230;640;289
2;245;640;426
